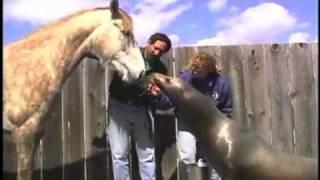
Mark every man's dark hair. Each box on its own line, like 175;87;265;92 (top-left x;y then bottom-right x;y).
148;32;172;52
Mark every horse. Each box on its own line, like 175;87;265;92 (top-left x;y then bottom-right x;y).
3;1;145;180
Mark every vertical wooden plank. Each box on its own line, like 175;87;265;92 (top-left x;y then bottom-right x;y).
82;58;109;180
62;64;85;180
161;49;175;76
154;114;177;180
219;45;247;124
242;44;272;144
103;62;115;180
33;140;43;180
288;43;316;157
310;43;318;158
264;44;295;153
42;93;63;180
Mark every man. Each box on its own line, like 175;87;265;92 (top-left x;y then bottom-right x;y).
107;33;172;180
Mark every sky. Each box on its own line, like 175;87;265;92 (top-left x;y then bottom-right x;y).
3;0;318;47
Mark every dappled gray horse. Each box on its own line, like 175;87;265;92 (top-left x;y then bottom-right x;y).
3;1;145;180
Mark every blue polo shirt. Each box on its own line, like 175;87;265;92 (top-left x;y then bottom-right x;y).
179;70;233;116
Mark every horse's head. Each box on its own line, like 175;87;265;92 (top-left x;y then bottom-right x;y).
101;0;145;82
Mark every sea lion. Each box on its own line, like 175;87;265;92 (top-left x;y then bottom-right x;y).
147;73;318;180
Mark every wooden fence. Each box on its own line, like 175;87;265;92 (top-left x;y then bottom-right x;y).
3;43;318;180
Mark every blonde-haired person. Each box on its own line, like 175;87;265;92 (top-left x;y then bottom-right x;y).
177;52;233;180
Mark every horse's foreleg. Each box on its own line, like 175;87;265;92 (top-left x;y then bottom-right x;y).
15;136;37;180
13;116;44;180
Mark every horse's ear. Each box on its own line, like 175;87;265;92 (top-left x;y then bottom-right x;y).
110;0;120;18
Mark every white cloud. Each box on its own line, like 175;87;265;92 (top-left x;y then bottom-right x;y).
288;32;310;43
208;0;227;11
4;0;192;46
168;34;180;47
4;0;107;25
195;2;297;46
130;0;192;45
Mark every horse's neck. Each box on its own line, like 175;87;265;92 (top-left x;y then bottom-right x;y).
4;10;106;100
46;12;107;86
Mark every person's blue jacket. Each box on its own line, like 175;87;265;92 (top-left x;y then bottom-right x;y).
179;70;233;116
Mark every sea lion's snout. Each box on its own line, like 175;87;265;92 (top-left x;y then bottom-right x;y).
144;73;168;95
150;74;187;100
148;73;171;86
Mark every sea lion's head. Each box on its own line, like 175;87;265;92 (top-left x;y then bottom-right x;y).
147;73;188;103
145;73;224;123
146;73;211;112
